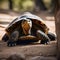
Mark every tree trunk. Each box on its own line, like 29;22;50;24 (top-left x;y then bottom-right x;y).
55;0;60;60
50;0;56;13
8;0;13;10
34;0;47;11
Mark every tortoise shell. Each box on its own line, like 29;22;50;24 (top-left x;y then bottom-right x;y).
6;12;49;35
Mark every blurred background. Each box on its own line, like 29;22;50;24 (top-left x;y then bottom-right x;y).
0;0;56;13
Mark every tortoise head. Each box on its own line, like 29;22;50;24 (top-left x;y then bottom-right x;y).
21;19;32;35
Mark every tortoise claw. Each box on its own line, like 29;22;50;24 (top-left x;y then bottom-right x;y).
40;39;50;44
7;41;16;47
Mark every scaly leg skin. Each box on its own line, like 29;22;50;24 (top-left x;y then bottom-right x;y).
7;31;19;47
47;32;56;41
36;30;50;44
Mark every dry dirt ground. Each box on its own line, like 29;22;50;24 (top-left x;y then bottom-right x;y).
0;11;57;60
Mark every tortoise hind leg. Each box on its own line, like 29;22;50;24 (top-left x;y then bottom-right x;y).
2;34;9;42
36;30;50;44
7;31;19;47
47;32;56;41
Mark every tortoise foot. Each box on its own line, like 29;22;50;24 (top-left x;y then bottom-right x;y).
7;41;16;47
40;40;50;44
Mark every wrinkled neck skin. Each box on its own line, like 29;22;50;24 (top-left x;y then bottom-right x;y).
28;20;32;35
21;19;32;35
28;27;32;35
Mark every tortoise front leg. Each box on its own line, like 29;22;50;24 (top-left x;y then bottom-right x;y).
2;33;9;42
36;30;50;44
47;32;56;41
7;31;19;47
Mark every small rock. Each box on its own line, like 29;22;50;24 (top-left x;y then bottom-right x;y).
6;54;26;60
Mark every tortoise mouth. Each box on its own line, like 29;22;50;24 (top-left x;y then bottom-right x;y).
21;19;32;35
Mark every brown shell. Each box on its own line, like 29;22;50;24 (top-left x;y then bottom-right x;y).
6;12;49;35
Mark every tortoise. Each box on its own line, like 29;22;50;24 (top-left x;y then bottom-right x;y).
2;12;56;46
